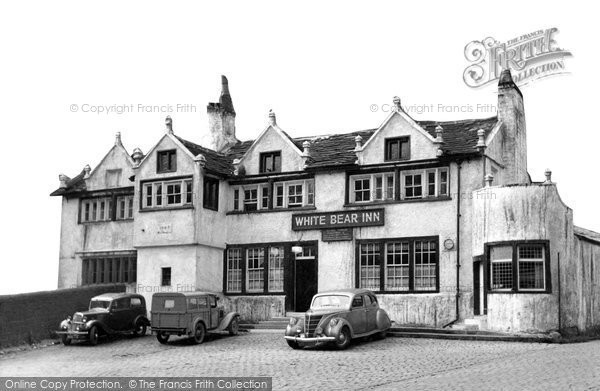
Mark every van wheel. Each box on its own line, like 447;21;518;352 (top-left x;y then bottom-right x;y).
61;335;71;346
192;323;206;344
228;317;239;336
335;327;351;350
88;326;99;346
156;332;169;344
133;320;147;337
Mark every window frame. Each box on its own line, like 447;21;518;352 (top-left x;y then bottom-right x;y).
141;177;193;210
355;236;439;294
161;267;172;287
384;137;410;162
157;149;177;173
203;176;219;211
81;254;137;285
486;240;551;294
349;173;395;204
259;151;282;173
231;179;315;212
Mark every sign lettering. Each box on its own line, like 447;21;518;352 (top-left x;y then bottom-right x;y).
292;209;385;231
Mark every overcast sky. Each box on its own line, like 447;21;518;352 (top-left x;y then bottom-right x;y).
1;1;598;294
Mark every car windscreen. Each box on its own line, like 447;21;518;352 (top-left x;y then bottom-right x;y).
311;295;350;310
89;299;111;310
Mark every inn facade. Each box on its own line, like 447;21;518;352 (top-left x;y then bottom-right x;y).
52;72;600;334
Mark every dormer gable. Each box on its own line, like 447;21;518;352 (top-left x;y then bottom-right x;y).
359;104;438;165
84;132;135;191
235;110;304;175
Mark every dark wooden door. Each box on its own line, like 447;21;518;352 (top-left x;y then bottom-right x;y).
294;246;318;312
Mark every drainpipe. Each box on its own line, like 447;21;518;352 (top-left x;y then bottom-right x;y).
443;161;462;328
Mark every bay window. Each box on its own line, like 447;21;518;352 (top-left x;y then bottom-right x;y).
401;168;448;200
488;241;550;293
350;173;395;203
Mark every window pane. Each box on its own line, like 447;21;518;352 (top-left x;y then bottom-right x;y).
354;178;370;202
491;246;513;290
261;186;270;209
414;240;437;290
288;184;303;207
246;248;264;292
307;180;315;205
275;185;284;207
518;245;545;290
385;242;409;291
226;249;242;292
233;189;239;210
360;243;380;290
268;246;284;292
244;189;258;211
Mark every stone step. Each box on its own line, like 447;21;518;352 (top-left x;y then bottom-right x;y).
389;331;553;343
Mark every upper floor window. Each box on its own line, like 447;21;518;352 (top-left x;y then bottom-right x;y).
385;137;410;161
350;173;395;203
259;151;281;173
489;242;549;293
142;178;192;209
203;177;219;211
157;150;177;173
401;168;448;200
232;179;315;212
80;194;134;223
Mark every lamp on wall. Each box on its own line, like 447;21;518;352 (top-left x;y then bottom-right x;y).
291;245;303;255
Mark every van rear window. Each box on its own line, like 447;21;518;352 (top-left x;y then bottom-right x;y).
164;299;175;309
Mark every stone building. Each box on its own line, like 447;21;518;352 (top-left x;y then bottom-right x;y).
51;72;600;333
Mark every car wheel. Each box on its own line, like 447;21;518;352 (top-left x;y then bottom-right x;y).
286;340;301;350
192;322;206;344
377;330;387;340
156;332;169;344
133;320;147;337
335;327;351;350
88;326;99;346
61;335;71;346
228;317;239;336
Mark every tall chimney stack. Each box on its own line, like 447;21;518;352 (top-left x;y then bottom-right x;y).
497;68;528;185
207;75;238;152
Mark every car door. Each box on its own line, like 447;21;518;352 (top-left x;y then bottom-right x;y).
196;295;210;330
108;297;130;331
209;295;220;329
347;295;367;335
364;294;379;332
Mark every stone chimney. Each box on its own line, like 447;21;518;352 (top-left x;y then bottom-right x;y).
497;68;528;185
207;75;238;152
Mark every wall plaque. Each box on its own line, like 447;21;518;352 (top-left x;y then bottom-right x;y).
322;228;353;242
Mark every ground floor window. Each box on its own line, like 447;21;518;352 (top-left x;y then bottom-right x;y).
488;241;550;293
82;253;136;285
356;237;439;293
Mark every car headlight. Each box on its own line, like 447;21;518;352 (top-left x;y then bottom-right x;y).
289;317;297;325
67;315;72;321
315;327;323;335
82;316;87;323
330;319;338;327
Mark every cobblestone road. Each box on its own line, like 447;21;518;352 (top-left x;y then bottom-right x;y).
1;331;599;390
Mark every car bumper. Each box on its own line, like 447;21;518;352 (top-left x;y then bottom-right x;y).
284;335;336;344
56;330;90;339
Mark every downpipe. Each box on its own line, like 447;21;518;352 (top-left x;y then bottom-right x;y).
443;161;461;328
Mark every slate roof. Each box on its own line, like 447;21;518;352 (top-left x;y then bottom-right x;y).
574;226;600;245
52;115;499;194
49;170;87;196
175;136;233;176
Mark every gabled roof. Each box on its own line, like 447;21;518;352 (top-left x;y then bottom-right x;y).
52;115;500;196
175;136;234;176
574;226;600;245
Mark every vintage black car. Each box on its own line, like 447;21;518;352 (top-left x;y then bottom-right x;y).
284;288;391;349
56;293;150;345
151;292;240;344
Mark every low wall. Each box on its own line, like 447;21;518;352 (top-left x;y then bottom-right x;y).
378;293;472;328
0;284;126;347
222;296;286;322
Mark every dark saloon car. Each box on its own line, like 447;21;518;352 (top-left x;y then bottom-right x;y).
57;293;150;345
151;292;240;345
285;288;391;349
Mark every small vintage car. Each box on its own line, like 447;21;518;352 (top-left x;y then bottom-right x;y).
57;292;150;345
151;292;240;344
285;288;391;349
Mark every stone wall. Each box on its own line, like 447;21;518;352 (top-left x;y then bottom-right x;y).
0;284;126;347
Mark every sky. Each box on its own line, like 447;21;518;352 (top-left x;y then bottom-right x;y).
0;0;598;295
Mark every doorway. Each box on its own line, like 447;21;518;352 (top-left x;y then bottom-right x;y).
293;245;318;312
473;258;486;315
